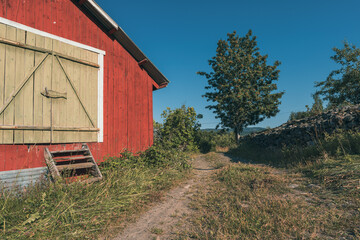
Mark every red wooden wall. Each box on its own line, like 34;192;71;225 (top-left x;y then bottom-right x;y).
0;0;155;171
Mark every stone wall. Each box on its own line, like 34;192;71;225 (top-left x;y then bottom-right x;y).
242;105;360;148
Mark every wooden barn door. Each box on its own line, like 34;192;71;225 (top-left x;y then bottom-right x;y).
0;23;99;144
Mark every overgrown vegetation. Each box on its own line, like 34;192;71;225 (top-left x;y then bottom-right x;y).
197;130;236;153
182;157;359;239
231;130;360;167
0;105;201;239
289;94;324;121
157;105;200;152
180;131;360;239
0;148;190;239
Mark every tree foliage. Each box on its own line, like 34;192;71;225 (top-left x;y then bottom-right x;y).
198;30;284;141
159;105;200;151
315;41;360;106
289;94;324;121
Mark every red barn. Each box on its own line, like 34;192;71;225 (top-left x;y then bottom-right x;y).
0;0;168;187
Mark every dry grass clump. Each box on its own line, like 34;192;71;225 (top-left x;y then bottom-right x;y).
0;150;191;240
181;156;359;239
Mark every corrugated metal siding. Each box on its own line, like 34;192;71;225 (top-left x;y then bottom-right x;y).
0;0;155;171
0;167;47;189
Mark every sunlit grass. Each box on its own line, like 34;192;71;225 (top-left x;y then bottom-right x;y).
0;153;190;239
180;131;360;239
181;158;359;239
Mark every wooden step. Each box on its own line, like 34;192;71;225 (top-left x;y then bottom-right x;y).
57;162;94;171
54;156;92;163
51;149;89;156
44;144;102;183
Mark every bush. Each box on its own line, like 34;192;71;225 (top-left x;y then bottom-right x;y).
230;130;360;167
140;143;191;169
158;105;200;152
289;94;324;121
197;130;236;153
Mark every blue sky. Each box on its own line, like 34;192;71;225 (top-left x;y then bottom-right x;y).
98;0;360;129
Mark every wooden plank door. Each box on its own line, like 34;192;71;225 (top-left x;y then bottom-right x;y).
49;40;99;144
0;22;100;144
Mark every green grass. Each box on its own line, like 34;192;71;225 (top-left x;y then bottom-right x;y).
150;227;164;235
230;130;360;167
180;131;360;239
0;152;190;239
203;152;226;169
181;158;359;239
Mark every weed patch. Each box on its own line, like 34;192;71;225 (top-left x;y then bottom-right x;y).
0;149;191;239
230;130;360;167
181;160;359;239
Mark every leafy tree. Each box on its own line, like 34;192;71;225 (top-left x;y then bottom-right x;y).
289;94;324;121
315;41;360;106
153;120;163;142
198;30;284;142
159;105;200;151
311;94;324;114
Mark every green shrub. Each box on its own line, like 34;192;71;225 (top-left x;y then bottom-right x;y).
140;143;191;170
289;94;324;121
230;130;360;166
158;105;200;152
197;130;236;153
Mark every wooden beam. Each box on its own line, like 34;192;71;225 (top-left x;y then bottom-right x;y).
108;28;117;35
57;162;94;171
158;83;168;89
152;79;160;89
151;79;168;90
55;56;96;128
138;58;148;67
0;53;49;116
44;148;61;180
0;37;99;68
0;125;100;132
78;0;88;6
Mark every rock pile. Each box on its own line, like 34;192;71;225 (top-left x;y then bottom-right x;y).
243;105;360;148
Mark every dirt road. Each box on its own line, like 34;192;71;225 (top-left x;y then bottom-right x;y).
114;154;230;240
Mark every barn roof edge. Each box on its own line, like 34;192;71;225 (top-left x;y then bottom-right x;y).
81;0;169;88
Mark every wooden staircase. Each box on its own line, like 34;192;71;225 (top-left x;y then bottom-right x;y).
44;144;102;183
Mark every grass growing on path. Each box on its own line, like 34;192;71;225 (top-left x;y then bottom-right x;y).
0;150;191;240
180;153;359;239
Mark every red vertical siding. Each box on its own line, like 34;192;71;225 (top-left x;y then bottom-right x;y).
25;0;35;28
108;49;115;155
34;0;44;30
0;0;6;18
43;0;52;34
0;0;158;171
120;45;129;151
148;75;154;146
134;61;141;152
127;56;134;152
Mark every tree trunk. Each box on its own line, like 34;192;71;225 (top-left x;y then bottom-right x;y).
234;127;241;143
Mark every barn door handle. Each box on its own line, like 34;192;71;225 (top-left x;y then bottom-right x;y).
41;87;67;99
